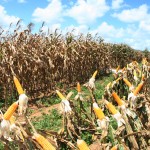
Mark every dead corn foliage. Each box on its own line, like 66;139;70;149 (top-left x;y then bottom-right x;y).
0;22;148;102
0;59;149;150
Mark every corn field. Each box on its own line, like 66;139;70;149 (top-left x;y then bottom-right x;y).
0;22;148;102
0;23;150;150
0;57;149;150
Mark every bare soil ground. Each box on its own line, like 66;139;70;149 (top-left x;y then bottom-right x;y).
29;103;62;118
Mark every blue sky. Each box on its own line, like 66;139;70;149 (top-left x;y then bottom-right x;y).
0;0;150;50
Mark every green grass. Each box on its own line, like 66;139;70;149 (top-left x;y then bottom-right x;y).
33;109;62;132
35;96;61;107
0;142;4;150
94;75;114;99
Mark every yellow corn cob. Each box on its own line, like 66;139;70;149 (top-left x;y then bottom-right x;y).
111;145;118;150
127;64;129;69
141;74;145;81
77;139;90;150
3;102;18;120
142;58;146;65
133;70;137;77
137;68;141;76
122;67;126;72
133;61;138;66
13;76;24;95
116;66;120;72
133;81;144;96
112;92;123;106
115;77;121;83
9;116;16;124
105;101;118;115
123;78;132;87
56;90;65;100
113;74;117;79
34;133;56;150
93;103;105;120
107;82;112;88
92;70;98;78
58;127;64;135
77;82;81;93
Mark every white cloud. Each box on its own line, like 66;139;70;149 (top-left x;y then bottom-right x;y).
89;22;150;50
124;38;150;50
32;0;109;25
120;25;150;50
112;0;124;9
18;0;26;3
90;22;124;43
66;0;109;24
0;5;20;27
113;4;149;23
64;24;89;35
32;0;63;24
139;20;150;32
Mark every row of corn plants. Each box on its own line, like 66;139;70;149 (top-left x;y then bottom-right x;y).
0;57;149;149
0;22;148;104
